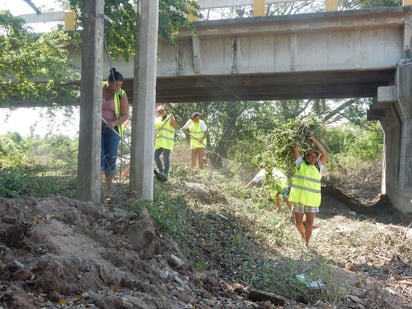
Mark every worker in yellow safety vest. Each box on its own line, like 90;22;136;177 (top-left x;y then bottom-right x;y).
182;112;208;169
289;133;328;247
154;105;177;178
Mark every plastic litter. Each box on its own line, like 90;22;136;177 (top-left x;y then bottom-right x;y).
295;274;325;289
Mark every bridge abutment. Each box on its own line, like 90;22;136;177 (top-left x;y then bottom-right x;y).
371;63;412;213
395;63;412;213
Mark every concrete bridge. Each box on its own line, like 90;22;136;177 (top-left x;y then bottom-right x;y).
19;5;412;213
67;7;411;104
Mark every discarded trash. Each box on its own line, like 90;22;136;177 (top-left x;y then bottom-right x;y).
295;274;325;289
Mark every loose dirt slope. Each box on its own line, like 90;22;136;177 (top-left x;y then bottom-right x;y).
0;171;411;308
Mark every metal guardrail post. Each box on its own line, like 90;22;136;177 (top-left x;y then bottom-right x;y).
325;0;338;11
64;11;76;31
253;0;266;16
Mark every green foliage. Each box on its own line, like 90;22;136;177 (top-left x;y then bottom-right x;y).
42;135;79;173
0;134;78;198
322;126;356;155
0;166;76;198
205;101;279;167
0;133;36;167
159;0;200;45
310;121;383;189
0;11;80;105
131;184;190;240
0;167;28;198
347;122;383;161
170;101;281;167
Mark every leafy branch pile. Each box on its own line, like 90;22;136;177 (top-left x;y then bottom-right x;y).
257;116;325;180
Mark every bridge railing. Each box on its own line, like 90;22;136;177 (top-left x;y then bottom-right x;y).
195;0;412;20
15;1;336;31
14;0;412;31
15;11;76;32
195;0;337;18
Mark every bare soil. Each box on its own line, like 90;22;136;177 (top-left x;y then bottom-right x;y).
0;166;411;308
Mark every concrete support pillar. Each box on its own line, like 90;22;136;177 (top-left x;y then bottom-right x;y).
374;99;400;197
77;0;104;203
371;78;412;213
392;63;412;213
130;0;159;200
397;65;412;168
253;0;265;16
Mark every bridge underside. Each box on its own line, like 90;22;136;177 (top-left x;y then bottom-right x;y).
120;68;395;103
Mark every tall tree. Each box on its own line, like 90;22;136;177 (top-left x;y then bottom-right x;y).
0;11;79;106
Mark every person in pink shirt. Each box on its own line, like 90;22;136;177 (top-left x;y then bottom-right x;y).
101;68;129;188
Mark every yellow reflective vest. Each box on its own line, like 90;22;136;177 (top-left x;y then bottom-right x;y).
188;120;207;149
289;160;322;207
102;81;126;136
155;116;176;150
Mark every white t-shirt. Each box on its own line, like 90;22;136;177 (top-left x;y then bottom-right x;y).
295;157;324;172
272;168;287;180
252;169;266;183
182;119;207;132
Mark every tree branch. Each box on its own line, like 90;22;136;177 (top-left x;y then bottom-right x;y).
23;0;41;15
323;99;356;123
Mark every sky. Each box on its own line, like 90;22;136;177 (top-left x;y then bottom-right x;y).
0;0;62;16
0;107;80;138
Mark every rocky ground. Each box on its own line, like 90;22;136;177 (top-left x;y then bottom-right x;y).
0;165;411;308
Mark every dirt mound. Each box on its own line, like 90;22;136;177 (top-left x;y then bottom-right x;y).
0;196;290;308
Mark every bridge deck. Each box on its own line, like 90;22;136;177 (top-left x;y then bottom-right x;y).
144;7;411;102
